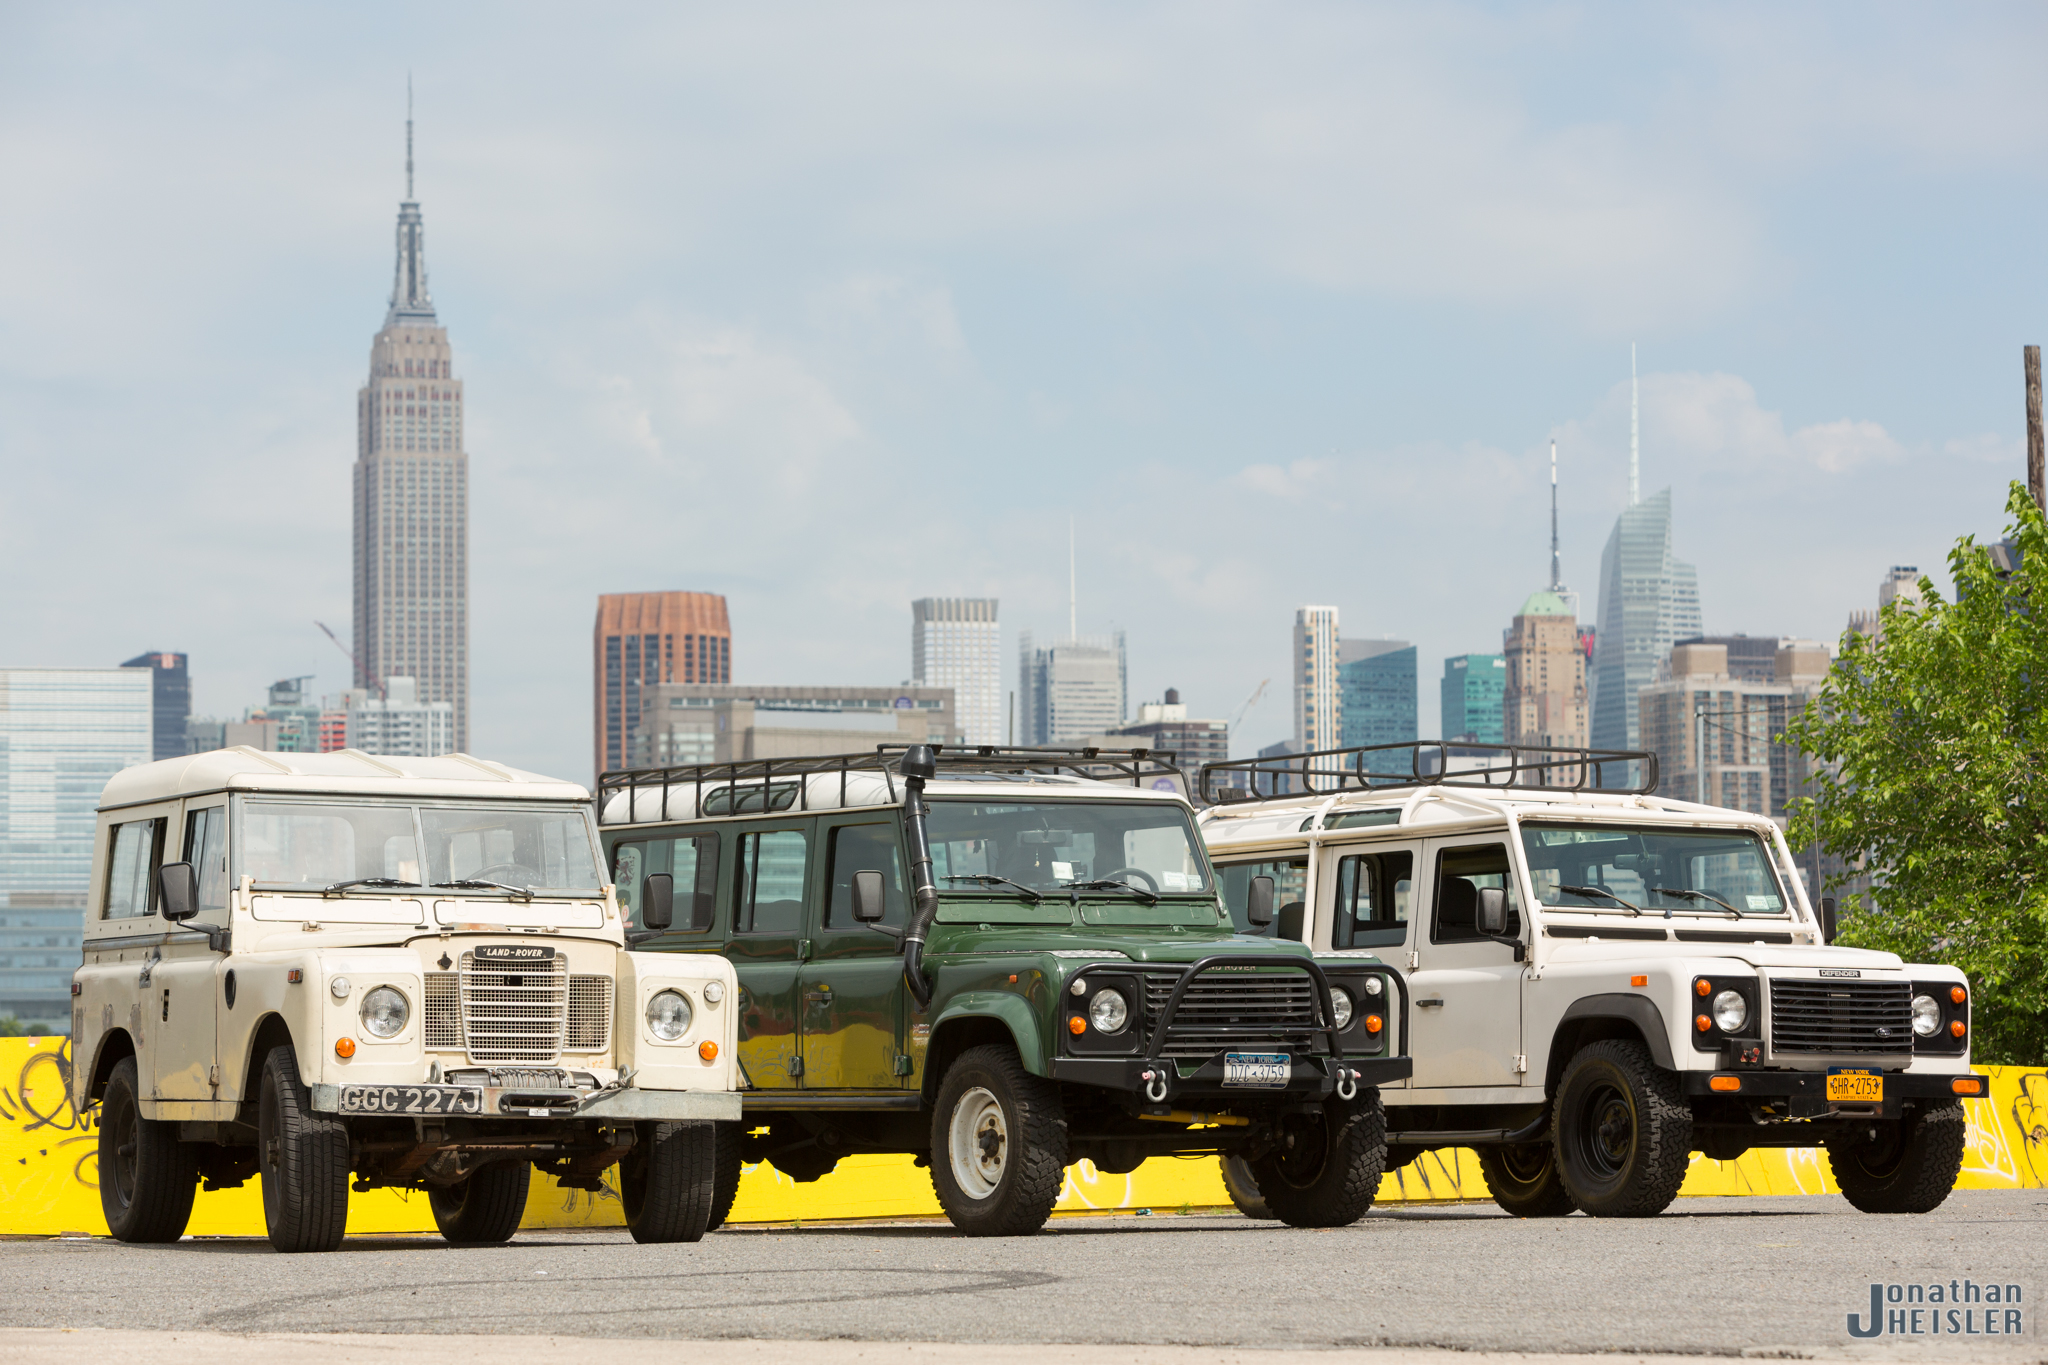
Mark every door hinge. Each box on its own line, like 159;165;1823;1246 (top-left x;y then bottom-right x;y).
788;1055;804;1078
893;1054;913;1077
1512;1054;1528;1074
798;939;813;961
1406;951;1419;971
208;1065;220;1088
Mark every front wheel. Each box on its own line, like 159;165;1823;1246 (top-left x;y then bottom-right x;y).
430;1162;530;1243
620;1121;716;1244
1219;1155;1274;1219
1552;1040;1690;1218
98;1056;198;1243
1829;1102;1966;1214
1247;1089;1387;1228
706;1121;743;1231
257;1044;352;1252
1477;1142;1576;1218
928;1044;1068;1236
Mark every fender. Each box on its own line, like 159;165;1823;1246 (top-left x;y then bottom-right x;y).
1553;994;1676;1072
921;991;1047;1097
79;1027;137;1108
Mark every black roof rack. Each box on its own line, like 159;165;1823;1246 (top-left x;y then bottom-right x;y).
1199;740;1657;806
597;744;1184;825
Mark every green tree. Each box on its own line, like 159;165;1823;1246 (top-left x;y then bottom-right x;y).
0;1015;27;1037
1786;482;2048;1065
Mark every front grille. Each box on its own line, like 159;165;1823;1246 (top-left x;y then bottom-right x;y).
1770;978;1913;1056
565;976;612;1051
1141;970;1322;1059
459;950;568;1063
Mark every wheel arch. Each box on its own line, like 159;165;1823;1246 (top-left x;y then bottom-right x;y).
239;1014;296;1114
84;1028;136;1105
920;995;1045;1109
1545;995;1675;1096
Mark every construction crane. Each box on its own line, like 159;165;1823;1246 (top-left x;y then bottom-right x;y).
314;622;380;699
1231;678;1270;732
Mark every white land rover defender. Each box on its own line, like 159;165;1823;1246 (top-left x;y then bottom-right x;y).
1197;742;1987;1220
72;749;741;1253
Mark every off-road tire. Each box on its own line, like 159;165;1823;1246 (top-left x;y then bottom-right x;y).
620;1121;716;1244
1828;1101;1967;1214
1552;1039;1690;1218
1247;1088;1387;1228
929;1044;1068;1237
706;1121;743;1231
257;1044;352;1252
429;1161;530;1243
1477;1142;1577;1218
1219;1154;1274;1219
98;1056;198;1243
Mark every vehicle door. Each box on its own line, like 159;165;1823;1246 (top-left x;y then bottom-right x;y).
95;810;174;1092
726;820;813;1089
153;801;231;1103
799;815;910;1090
1407;839;1527;1089
1214;857;1309;940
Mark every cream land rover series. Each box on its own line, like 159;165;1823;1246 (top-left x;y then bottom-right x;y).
1198;742;1988;1220
72;748;741;1252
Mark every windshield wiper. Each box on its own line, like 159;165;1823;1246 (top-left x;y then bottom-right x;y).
433;879;534;902
1556;884;1645;916
1062;878;1160;906
942;874;1043;904
324;877;423;897
1651;886;1743;920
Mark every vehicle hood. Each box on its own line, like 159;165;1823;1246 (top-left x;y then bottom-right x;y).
927;924;1311;966
1543;939;1906;972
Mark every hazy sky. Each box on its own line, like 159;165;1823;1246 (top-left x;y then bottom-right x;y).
3;3;2043;783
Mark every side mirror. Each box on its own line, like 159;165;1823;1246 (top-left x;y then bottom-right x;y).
641;873;674;932
851;870;886;923
158;862;197;923
1476;886;1508;937
1247;875;1275;928
1819;896;1837;945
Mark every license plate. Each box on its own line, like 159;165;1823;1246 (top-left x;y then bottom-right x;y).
338;1084;484;1115
1826;1068;1883;1105
473;944;556;962
1222;1052;1291;1088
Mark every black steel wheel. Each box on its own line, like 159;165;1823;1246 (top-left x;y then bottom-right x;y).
97;1056;198;1243
1247;1089;1387;1228
620;1121;717;1244
1829;1101;1966;1214
1476;1142;1576;1218
257;1044;352;1252
429;1161;530;1243
1552;1040;1690;1218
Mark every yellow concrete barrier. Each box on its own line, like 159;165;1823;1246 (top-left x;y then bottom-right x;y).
1;1035;2038;1236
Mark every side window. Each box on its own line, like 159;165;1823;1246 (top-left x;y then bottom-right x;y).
824;823;907;929
1216;858;1307;938
183;806;229;913
1431;844;1523;945
613;834;721;934
105;818;164;919
1333;849;1413;948
613;842;646;923
735;828;810;935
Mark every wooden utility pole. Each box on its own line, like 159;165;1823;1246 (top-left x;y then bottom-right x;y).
2028;344;2044;512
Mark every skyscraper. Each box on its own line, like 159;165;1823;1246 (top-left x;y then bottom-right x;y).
1017;631;1126;744
119;652;190;760
353;109;469;752
1293;606;1341;750
1589;488;1701;751
1441;654;1507;743
1504;591;1589;755
1338;639;1417;750
594;591;732;778
911;598;1001;745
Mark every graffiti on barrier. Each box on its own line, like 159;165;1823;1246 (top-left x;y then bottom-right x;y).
0;1039;98;1190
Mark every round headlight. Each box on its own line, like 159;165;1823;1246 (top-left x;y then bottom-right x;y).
702;980;724;1005
360;986;409;1039
329;975;353;1000
1911;994;1942;1037
1088;988;1129;1033
1330;988;1355;1030
1361;975;1384;998
647;989;692;1041
1711;989;1748;1033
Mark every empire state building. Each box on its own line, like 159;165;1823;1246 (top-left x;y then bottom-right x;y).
352;119;469;751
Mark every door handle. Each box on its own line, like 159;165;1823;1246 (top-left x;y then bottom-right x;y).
1416;997;1445;1008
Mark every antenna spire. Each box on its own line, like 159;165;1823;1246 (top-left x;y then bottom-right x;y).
1628;342;1640;506
405;75;414;201
1550;439;1562;592
1068;516;1077;640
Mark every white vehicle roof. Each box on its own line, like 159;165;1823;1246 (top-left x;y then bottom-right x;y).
601;769;1188;826
100;747;589;811
1199;783;1784;849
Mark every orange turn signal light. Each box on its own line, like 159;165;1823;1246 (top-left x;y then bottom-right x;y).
1951;1076;1983;1095
1365;1014;1383;1034
1950;986;1967;1005
1950;1019;1967;1037
1068;1016;1086;1035
1695;1014;1712;1032
698;1040;719;1062
334;1037;357;1058
1631;975;1648;988
1709;1075;1742;1092
1695;979;1712;997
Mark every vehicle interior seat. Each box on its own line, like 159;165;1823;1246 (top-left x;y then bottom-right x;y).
1277;901;1305;942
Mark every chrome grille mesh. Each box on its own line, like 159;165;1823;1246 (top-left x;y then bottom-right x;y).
1770;978;1913;1056
423;972;462;1050
459;950;567;1063
1140;971;1321;1058
565;976;612;1051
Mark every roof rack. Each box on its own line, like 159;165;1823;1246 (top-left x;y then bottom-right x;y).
1199;740;1657;806
597;744;1184;825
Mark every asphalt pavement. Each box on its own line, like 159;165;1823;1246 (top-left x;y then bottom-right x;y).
2;1189;2041;1360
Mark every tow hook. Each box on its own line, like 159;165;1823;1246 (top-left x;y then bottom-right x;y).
1141;1067;1170;1103
1335;1066;1359;1101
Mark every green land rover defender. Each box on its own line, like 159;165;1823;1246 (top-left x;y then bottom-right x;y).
597;745;1411;1236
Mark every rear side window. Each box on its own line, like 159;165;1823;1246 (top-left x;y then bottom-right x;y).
1333;849;1413;948
1215;858;1307;939
735;828;810;934
824;823;907;929
105;818;164;919
183;806;229;913
613;834;721;934
1432;844;1522;945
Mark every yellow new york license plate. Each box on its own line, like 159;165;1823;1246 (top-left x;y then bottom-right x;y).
1826;1068;1883;1104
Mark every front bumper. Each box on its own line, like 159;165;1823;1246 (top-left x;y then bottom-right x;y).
1050;1053;1411;1101
311;1082;741;1122
1682;1068;1987;1120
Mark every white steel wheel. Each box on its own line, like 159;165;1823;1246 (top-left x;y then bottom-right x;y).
947;1085;1009;1200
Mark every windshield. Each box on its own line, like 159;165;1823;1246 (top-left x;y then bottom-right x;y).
1519;823;1787;917
925;800;1211;896
240;800;601;893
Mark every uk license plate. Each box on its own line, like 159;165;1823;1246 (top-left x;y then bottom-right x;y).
1826;1068;1883;1105
1222;1052;1291;1088
338;1084;485;1115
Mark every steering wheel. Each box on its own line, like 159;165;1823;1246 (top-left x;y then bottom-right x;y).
474;863;544;890
1099;867;1160;894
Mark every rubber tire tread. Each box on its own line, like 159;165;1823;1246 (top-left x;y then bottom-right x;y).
98;1056;198;1243
1552;1039;1690;1218
430;1161;530;1243
622;1121;717;1244
1829;1100;1967;1214
258;1044;352;1253
1219;1155;1275;1220
1476;1143;1578;1218
928;1043;1068;1237
706;1121;743;1231
1248;1088;1388;1229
